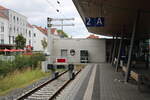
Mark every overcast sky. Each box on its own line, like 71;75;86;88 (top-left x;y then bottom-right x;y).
0;0;93;38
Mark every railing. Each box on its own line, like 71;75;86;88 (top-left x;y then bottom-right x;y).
0;55;15;61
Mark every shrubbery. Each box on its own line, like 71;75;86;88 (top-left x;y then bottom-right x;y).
0;53;45;77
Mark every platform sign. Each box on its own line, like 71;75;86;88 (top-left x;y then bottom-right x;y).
56;58;66;63
85;17;104;27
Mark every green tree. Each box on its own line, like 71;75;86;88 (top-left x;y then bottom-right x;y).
41;38;47;51
57;30;68;38
15;34;26;49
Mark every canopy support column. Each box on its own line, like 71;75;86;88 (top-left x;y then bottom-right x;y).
111;35;118;65
109;36;115;63
115;33;124;72
145;53;149;69
125;10;141;82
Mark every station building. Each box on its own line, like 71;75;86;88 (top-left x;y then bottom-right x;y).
53;38;106;63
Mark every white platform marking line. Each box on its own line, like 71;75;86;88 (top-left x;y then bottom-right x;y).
83;64;97;100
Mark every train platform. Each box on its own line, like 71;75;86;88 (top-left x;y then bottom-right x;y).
56;63;150;100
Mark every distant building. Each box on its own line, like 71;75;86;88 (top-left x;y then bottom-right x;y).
0;12;9;45
0;5;65;52
26;23;33;47
32;25;60;52
53;38;106;63
0;5;29;45
51;28;58;35
87;34;99;39
32;25;48;52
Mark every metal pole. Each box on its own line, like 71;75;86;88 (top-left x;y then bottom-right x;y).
115;34;123;72
145;53;149;69
47;18;56;79
61;20;63;31
47;19;52;64
111;35;118;65
125;10;141;82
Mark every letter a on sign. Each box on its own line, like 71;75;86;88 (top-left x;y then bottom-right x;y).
97;18;103;25
96;17;104;27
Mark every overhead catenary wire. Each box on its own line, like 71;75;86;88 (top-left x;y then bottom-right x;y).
46;0;74;37
55;0;67;18
45;0;68;18
45;0;59;12
57;1;60;4
46;0;73;21
56;0;75;36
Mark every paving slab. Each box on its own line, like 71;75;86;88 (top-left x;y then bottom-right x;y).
56;63;150;100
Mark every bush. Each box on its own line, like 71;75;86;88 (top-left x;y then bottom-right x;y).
0;53;46;77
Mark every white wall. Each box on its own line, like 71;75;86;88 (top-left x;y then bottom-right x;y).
0;17;9;44
53;38;106;63
26;26;33;46
0;8;28;45
32;27;47;52
8;10;28;44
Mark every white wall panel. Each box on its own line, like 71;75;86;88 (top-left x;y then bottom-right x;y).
53;38;106;63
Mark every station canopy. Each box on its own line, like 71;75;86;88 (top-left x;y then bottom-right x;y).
73;0;150;39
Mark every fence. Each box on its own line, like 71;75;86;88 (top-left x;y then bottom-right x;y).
0;55;15;61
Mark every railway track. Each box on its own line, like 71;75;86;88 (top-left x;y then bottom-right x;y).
16;70;81;100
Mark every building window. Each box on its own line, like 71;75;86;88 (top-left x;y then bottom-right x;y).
29;31;31;37
14;27;15;33
29;40;31;45
17;17;19;22
9;36;11;44
13;16;15;22
0;34;4;44
12;36;15;43
34;33;36;37
0;22;4;32
0;39;4;44
61;49;68;57
17;28;19;33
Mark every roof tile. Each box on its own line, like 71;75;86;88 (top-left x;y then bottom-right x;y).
0;12;8;19
0;5;8;10
87;34;99;39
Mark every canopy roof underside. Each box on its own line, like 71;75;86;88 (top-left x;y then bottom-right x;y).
73;0;150;39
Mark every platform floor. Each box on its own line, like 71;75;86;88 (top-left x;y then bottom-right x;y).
56;63;150;100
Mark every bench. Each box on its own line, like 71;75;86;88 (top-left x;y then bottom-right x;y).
130;70;150;92
121;66;150;92
130;71;150;92
130;71;139;82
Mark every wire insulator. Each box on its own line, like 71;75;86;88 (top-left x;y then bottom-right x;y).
56;9;59;12
57;1;60;4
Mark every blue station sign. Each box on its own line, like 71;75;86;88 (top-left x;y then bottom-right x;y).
85;17;104;27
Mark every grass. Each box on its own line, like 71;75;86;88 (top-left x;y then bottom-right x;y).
0;65;79;96
0;68;50;96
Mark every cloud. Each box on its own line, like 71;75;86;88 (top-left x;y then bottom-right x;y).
0;0;90;38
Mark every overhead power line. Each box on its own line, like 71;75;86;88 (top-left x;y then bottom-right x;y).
45;0;60;12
